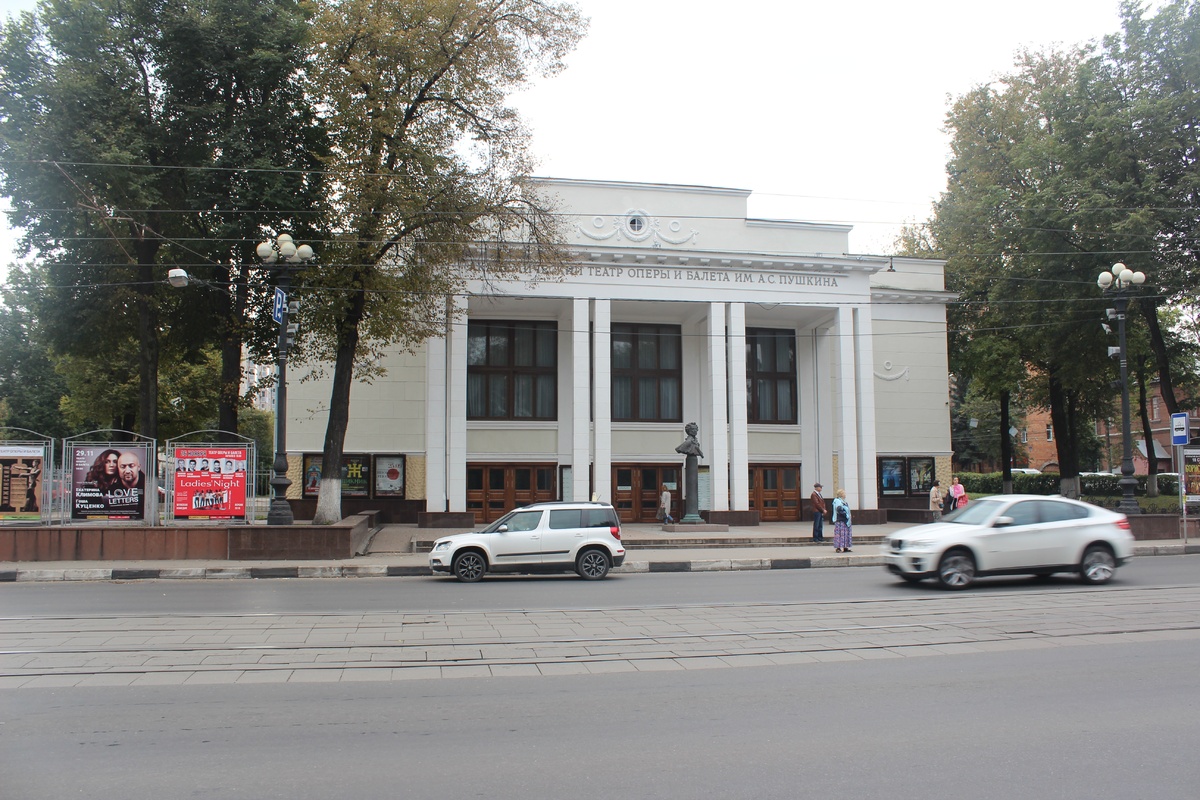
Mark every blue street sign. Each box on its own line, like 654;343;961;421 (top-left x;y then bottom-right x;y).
272;287;287;324
1171;412;1190;445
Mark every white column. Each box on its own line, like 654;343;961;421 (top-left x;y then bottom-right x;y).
800;325;835;489
727;303;749;510
835;305;860;505
423;311;449;513
706;303;730;511
854;306;879;509
592;299;612;504
571;298;591;502
445;295;469;512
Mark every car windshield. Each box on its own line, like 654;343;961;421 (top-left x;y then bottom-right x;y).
944;497;1006;525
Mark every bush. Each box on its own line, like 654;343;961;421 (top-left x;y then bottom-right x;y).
955;471;1183;513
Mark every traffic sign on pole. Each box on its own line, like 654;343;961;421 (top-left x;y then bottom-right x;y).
1171;412;1190;445
272;287;287;324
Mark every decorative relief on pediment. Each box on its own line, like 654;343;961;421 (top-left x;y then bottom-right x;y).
576;208;700;247
875;360;910;381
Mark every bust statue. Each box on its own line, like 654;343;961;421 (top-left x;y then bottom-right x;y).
675;421;703;458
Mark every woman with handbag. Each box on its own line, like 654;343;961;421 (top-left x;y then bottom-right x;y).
832;489;853;553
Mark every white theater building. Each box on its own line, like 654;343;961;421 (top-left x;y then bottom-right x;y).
285;178;953;525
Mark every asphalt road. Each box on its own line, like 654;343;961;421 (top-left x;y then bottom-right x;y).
3;556;1200;799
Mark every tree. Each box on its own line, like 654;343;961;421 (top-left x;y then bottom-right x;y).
0;0;324;441
0;265;70;437
297;0;587;523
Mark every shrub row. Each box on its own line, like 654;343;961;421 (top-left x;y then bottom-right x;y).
957;472;1180;497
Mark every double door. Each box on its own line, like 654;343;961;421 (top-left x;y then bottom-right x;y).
748;464;801;522
466;463;556;524
612;464;680;523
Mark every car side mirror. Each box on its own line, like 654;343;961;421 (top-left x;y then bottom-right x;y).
993;516;1014;528
496;524;509;533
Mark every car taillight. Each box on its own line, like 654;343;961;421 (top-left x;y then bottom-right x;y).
610;526;621;540
1116;516;1131;530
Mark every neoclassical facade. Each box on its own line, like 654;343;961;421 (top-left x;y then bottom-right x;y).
286;179;953;524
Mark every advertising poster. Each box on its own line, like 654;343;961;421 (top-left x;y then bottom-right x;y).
303;453;370;497
880;458;906;496
0;445;46;522
908;457;934;494
71;443;153;521
1185;448;1200;502
172;446;248;519
374;455;405;497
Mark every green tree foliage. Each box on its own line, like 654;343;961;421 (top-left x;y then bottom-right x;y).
926;0;1199;488
0;0;325;440
298;0;587;523
0;265;70;437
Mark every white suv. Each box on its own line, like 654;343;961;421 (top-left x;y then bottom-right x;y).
429;502;626;582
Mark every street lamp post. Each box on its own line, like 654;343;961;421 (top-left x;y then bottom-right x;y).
258;234;314;526
1097;262;1145;516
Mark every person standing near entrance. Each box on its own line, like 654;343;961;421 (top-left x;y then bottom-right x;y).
658;484;674;524
929;479;943;521
832;489;852;553
810;482;826;542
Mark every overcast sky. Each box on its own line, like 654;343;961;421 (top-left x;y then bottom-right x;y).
0;0;1143;274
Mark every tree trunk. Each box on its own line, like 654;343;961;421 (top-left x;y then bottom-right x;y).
312;274;368;525
217;278;248;441
135;242;161;441
1000;389;1013;493
1136;359;1158;497
1144;299;1180;415
1048;371;1080;497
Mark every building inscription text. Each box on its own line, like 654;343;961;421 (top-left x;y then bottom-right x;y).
584;266;840;287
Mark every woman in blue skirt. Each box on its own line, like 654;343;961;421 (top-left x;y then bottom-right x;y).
832;489;853;553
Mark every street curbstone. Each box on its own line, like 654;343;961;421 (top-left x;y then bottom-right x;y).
298;566;344;579
342;565;389;578
111;569;161;581
204;568;252;579
769;558;811;570
648;561;692;572
16;569;65;581
159;568;207;579
249;567;299;579
386;565;428;577
63;568;115;582
0;570;16;582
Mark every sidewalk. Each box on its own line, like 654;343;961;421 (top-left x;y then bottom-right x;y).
2;521;1196;582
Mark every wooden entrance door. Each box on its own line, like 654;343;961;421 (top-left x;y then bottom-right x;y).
748;464;801;522
466;463;557;523
612;464;681;523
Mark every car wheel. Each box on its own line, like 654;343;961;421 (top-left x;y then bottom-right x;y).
937;549;975;590
576;548;611;580
452;551;486;583
1080;544;1116;585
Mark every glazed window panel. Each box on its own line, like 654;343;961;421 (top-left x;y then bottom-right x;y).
467;320;557;420
612;323;682;422
746;328;797;424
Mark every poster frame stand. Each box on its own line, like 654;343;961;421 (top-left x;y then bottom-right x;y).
165;431;257;525
0;427;54;526
62;430;158;525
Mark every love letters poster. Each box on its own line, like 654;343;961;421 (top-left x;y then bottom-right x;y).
71;443;153;521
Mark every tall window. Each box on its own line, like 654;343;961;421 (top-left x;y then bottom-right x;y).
746;328;797;423
612;323;681;421
467;320;557;419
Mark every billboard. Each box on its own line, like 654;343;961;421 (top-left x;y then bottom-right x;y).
172;446;249;520
1184;447;1200;503
70;443;153;521
302;453;370;497
0;444;46;522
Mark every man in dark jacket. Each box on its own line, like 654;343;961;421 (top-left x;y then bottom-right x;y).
810;483;827;543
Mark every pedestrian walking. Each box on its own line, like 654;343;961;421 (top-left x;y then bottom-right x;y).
658;484;674;524
832;489;852;553
949;476;966;512
810;482;826;542
929;479;943;521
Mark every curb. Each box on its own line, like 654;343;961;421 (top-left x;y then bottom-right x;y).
1;545;1195;583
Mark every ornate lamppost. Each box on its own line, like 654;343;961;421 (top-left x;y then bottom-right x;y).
258;234;314;525
1097;262;1145;516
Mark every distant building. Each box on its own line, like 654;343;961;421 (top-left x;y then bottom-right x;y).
285;178;955;524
